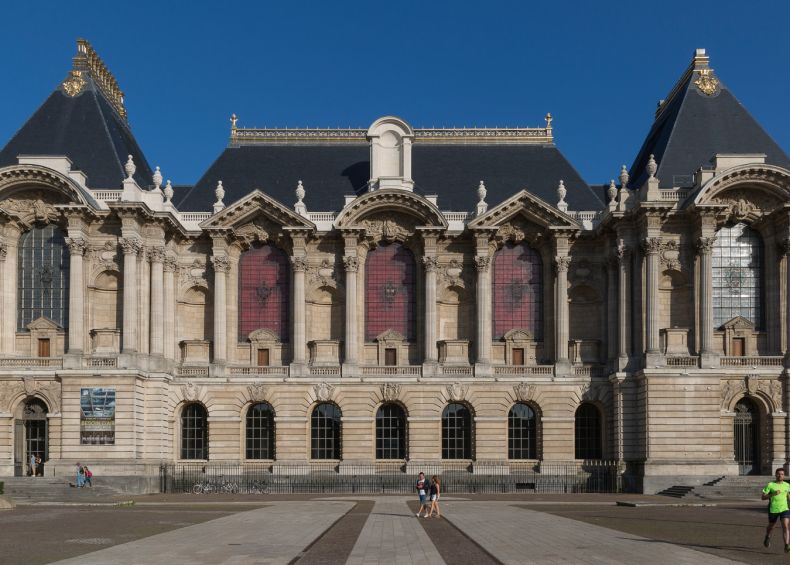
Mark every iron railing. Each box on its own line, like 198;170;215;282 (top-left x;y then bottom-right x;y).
159;460;621;495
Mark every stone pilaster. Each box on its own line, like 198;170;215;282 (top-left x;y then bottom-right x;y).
643;237;662;356
65;237;87;354
163;257;177;360
148;246;165;356
474;255;492;367
0;242;6;352
119;236;142;352
1;227;20;354
343;255;360;368
609;372;626;466
291;256;308;367
422;255;438;365
616;241;630;369
211;254;230;364
554;255;571;369
697;237;716;358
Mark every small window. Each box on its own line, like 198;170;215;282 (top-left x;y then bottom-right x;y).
385;348;397;366
257;349;270;366
512;348;524;366
37;338;50;358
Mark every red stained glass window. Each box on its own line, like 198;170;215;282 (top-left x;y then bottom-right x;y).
365;243;416;341
239;244;289;341
492;242;543;340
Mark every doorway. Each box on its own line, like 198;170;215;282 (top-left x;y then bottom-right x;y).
14;398;48;476
734;398;760;475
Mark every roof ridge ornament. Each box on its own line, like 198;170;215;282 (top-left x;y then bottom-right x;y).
476;180;488;216
71;38;127;121
163;180;174;204
152;166;162;191
214;181;226;213
124;155;136;180
646;154;658;179
556;179;568;212
295;180;308;217
607;180;617;211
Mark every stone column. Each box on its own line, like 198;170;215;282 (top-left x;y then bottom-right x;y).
554;255;571;367
149;246;165;356
291;256;307;367
609;373;625;465
616;242;630;368
475;255;492;366
163;257;177;360
643;237;661;355
343;255;359;367
65;237;87;354
1;228;20;354
423;256;438;364
697;237;717;361
211;255;230;363
119;237;142;352
0;243;6;352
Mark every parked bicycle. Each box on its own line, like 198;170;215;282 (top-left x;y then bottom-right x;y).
191;476;239;494
246;480;271;494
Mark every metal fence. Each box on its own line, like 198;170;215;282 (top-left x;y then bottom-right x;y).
159;460;622;495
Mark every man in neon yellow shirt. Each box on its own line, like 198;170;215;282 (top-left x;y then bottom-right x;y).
762;467;790;552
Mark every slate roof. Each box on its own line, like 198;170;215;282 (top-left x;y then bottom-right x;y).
178;140;603;213
629;50;790;188
0;42;153;189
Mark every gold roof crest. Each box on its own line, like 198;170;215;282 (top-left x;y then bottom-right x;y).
63;38;127;121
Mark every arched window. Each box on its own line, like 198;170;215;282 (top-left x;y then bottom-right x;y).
311;403;341;460
508;403;538;460
574;403;602;460
365;242;416;341
712;223;763;329
442;403;473;459
18;224;69;330
239;244;289;341
246;402;275;460
376;403;407;459
492;242;542;340
181;403;208;460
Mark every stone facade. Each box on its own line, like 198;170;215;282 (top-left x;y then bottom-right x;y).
0;44;788;492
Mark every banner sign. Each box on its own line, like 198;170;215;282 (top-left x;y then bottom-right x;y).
80;388;116;445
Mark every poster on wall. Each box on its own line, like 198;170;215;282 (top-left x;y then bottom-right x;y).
80;388;116;445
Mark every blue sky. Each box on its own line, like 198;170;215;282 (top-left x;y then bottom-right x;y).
0;0;788;188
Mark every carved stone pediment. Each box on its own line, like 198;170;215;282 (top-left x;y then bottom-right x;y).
709;189;780;222
504;329;534;342
200;190;315;232
376;329;406;343
335;189;447;229
468;189;581;232
234;216;283;247
26;317;62;331
358;212;419;245
248;328;281;343
721;316;755;330
0;190;63;225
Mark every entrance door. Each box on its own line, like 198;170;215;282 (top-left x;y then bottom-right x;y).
734;399;760;475
385;348;397;366
37;338;50;357
732;338;745;357
512;348;525;366
14;399;48;476
257;349;270;366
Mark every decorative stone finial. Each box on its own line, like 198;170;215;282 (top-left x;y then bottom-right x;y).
619;165;629;188
213;181;226;213
152;166;162;190
230;113;238;129
163;180;174;203
646;154;658;179
477;180;487;203
545;112;553;129
294;180;308;217
556;179;568;212
607;180;617;205
124;155;136;179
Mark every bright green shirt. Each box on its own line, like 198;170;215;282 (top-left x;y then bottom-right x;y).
763;481;790;514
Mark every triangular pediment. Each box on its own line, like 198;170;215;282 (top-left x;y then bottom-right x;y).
721;316;755;330
26;316;62;331
468;190;580;231
376;329;406;342
504;328;535;341
248;328;281;343
200;190;315;232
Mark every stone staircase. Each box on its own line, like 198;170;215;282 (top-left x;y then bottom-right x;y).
658;475;771;500
1;476;123;503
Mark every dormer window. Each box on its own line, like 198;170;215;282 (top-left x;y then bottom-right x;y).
366;116;414;191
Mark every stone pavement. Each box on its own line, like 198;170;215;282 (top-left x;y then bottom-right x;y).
40;498;751;565
51;501;353;565
442;501;738;564
346;498;444;565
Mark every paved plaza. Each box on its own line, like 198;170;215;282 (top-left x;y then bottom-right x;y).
2;494;788;564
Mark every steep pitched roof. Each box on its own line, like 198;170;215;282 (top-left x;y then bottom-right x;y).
0;39;153;189
629;49;790;188
178;128;603;212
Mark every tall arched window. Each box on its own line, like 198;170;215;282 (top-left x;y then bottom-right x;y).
712;223;763;329
508;403;538;460
246;402;275;460
311;403;341;460
442;403;473;459
18;224;69;330
376;403;407;460
181;403;208;460
492;242;542;339
574;403;602;460
239;244;290;341
365;242;416;341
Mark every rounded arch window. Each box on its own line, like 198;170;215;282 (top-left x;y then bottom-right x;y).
239;244;290;341
311;403;342;460
442;403;473;460
492;242;543;340
246;402;275;460
574;403;602;460
365;242;417;341
18;224;69;330
376;403;407;460
712;223;763;329
181;403;208;460
508;403;539;460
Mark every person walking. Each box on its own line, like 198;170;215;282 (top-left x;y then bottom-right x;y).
83;465;93;487
29;453;36;477
35;455;43;477
762;467;790;552
75;462;84;488
428;475;441;518
416;472;431;518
